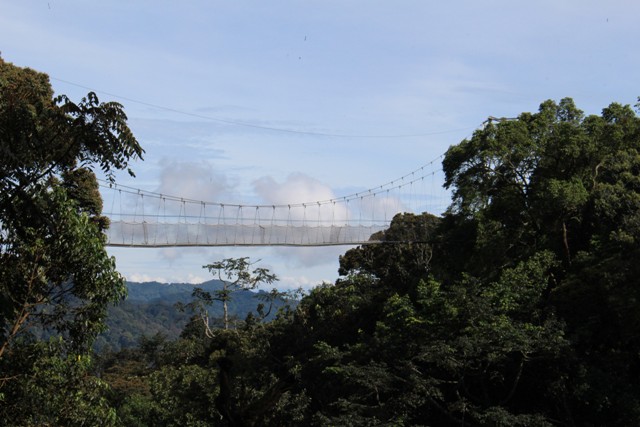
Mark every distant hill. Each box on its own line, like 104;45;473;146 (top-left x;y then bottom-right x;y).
95;280;288;352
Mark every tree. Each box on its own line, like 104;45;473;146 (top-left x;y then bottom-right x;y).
0;57;143;422
0;338;117;426
440;97;640;425
200;257;278;331
286;212;565;425
0;57;143;356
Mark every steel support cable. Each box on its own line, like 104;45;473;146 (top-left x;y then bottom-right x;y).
359;196;365;243
285;205;291;245
107;186;118;244
179;199;186;245
234;205;242;245
221;205;227;244
118;189;124;245
316;201;322;244
195;202;204;245
98;142;473;247
302;204;308;245
163;197;169;245
130;191;140;246
270;206;276;245
141;193;149;246
153;195;162;245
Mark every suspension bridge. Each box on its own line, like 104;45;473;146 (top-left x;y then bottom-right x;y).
101;157;449;247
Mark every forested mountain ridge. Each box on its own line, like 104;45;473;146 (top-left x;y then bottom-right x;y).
125;280;225;303
95;281;288;352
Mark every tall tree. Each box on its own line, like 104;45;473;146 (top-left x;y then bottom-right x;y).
201;257;278;330
440;97;640;425
0;57;143;424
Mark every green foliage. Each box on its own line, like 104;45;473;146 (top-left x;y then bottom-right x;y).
0;57;142;421
0;188;126;353
147;363;219;426
0;58;142;355
0;338;116;426
99;263;302;426
100;309;305;426
291;237;566;425
436;97;640;424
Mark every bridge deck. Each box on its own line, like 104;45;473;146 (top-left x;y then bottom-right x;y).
105;221;388;247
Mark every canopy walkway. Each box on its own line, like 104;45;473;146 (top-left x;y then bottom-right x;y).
102;159;447;247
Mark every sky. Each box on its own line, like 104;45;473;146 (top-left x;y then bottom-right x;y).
2;1;639;290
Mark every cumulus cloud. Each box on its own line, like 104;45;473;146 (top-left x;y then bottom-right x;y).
253;173;351;224
254;173;335;205
254;172;408;223
157;160;233;203
251;173;348;265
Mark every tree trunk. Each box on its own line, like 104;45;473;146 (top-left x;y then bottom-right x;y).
223;283;229;330
562;221;572;266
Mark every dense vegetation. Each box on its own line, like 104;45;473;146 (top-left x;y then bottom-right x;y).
1;58;640;425
0;57;143;424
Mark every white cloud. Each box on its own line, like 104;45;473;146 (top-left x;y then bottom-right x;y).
253;172;352;223
126;273;168;283
182;273;207;284
273;246;349;269
157;246;209;264
253;173;335;205
279;275;332;291
125;272;205;285
151;160;236;220
157;160;232;202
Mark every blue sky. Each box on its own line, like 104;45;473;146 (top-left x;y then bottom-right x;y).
2;1;639;289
